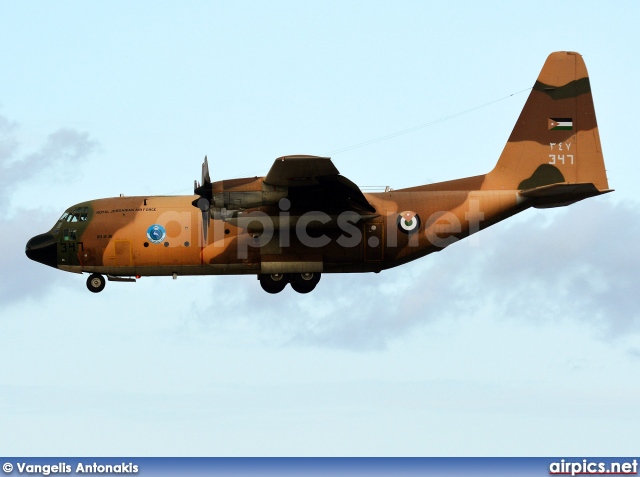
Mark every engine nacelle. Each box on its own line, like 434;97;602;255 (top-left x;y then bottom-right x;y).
212;186;288;210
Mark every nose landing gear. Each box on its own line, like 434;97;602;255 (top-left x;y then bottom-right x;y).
86;273;106;293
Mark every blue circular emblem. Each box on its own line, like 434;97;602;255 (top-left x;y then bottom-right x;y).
146;224;166;244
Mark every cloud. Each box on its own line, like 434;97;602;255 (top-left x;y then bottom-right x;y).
0;114;19;162
0;115;98;208
479;199;640;337
188;198;640;351
0;208;68;305
0;113;99;304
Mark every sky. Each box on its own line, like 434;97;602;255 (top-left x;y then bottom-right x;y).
1;1;639;456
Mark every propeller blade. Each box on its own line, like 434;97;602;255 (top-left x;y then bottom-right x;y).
193;156;213;244
202;155;210;185
201;211;209;243
196;197;210;244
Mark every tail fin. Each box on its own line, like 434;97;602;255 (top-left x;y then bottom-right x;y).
484;51;611;199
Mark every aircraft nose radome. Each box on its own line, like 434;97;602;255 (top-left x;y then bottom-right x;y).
25;233;58;269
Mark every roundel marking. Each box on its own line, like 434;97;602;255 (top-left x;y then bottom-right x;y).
397;211;420;234
146;224;166;244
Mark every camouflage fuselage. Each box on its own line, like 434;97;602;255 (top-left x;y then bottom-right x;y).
50;182;523;278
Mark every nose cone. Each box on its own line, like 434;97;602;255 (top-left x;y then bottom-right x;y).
26;233;58;268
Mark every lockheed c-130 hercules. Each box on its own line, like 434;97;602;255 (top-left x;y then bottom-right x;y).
26;51;612;294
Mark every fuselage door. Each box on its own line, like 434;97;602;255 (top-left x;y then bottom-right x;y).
114;240;132;267
364;222;384;261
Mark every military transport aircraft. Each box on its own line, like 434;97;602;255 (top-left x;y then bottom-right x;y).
26;51;612;294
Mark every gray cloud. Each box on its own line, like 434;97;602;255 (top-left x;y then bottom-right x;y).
188;199;640;351
0;113;98;304
0;114;19;163
0;209;68;304
479;200;640;337
0;116;98;207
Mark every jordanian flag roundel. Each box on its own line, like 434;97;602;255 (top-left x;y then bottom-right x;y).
397;211;420;234
548;118;573;130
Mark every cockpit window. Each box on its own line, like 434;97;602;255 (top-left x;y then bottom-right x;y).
65;207;89;222
59;212;69;222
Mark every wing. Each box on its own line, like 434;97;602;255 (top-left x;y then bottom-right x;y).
264;155;376;213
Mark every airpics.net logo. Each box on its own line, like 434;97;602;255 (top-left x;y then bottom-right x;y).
549;459;638;476
2;462;139;475
187;197;488;257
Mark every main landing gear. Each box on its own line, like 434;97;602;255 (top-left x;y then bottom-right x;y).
259;272;321;294
86;273;106;293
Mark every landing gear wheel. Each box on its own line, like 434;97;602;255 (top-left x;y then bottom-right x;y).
86;273;106;293
259;273;289;294
290;272;321;294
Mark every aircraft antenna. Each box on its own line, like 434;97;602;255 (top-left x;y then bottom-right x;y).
326;87;532;155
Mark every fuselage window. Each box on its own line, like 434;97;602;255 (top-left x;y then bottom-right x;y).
62;229;77;241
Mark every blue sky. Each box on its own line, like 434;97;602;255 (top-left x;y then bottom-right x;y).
1;1;639;456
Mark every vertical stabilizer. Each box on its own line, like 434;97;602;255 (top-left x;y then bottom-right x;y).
484;51;609;192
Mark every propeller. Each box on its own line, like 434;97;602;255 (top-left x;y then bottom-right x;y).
193;156;213;244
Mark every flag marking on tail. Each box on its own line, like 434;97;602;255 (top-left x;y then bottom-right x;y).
548;118;573;130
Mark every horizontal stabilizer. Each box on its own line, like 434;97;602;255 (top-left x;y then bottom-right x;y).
519;183;613;208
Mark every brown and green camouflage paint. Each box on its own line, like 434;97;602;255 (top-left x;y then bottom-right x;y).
28;51;612;287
